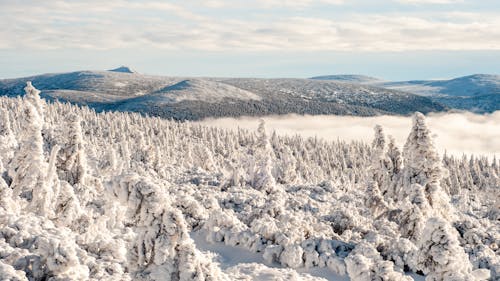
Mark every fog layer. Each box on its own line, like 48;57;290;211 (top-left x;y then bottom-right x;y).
197;111;500;158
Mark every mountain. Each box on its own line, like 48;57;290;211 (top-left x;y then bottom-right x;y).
380;74;500;113
108;66;137;74
0;69;446;120
310;74;383;84
380;74;500;96
312;74;500;113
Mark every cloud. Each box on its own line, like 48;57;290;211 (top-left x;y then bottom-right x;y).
196;112;500;158
0;0;499;51
395;0;462;4
194;0;345;9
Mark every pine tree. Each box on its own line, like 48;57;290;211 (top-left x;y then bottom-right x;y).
0;109;18;165
400;112;452;219
252;119;277;194
417;217;482;281
56;114;87;186
385;135;402;200
366;125;389;215
9;83;50;214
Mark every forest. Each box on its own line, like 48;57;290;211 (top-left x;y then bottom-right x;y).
0;83;498;280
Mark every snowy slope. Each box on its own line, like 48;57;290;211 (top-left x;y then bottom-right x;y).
219;78;445;116
0;69;446;120
379;74;500;113
312;74;500;113
0;84;497;281
0;70;180;99
118;78;261;110
381;74;500;97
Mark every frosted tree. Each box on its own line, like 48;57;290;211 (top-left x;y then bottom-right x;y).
0;159;19;213
345;242;412;281
116;175;223;280
0;92;497;280
9;84;52;215
400;112;452;219
23;81;44;120
276;145;298;184
0;109;18;165
386;136;402;177
384;135;402;201
366;125;389;215
56;114;87;186
417;217;488;281
252;119;277;194
397;183;430;240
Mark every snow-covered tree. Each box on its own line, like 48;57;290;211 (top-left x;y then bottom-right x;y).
366;125;390;215
400;112;452;219
384;135;402;200
0;93;496;281
345;242;412;281
252;119;277;193
417;217;488;281
56;114;87;186
9;84;52;215
0;109;18;165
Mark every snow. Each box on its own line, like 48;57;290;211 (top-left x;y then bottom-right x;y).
0;70;446;120
0;83;497;280
138;79;262;103
191;230;348;281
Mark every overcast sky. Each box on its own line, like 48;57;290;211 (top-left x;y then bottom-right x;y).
1;0;499;79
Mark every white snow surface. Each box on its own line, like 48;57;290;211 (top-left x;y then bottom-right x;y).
141;78;262;103
0;83;498;281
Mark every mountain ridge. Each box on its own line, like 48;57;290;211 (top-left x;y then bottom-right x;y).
310;73;500;113
1;69;449;120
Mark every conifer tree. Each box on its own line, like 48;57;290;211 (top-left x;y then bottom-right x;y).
417;217;484;281
400;112;452;219
10;82;51;215
253;119;277;193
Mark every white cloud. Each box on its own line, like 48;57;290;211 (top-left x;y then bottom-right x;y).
197;112;500;158
0;0;499;51
193;0;345;9
395;0;462;4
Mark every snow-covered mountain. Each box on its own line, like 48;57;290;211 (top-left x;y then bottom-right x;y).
381;74;500;97
310;75;383;84
0;69;446;120
383;75;500;113
312;74;500;113
0;84;497;280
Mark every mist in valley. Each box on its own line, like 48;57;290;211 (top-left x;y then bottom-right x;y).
198;111;500;158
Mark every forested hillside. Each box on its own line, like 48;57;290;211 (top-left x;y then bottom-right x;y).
0;70;446;120
0;83;498;280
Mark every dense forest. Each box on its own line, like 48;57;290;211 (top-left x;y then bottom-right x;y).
0;83;498;280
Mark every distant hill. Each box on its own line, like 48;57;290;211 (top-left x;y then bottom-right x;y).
310;74;383;84
380;74;500;97
108;66;137;74
0;69;446;120
311;74;500;113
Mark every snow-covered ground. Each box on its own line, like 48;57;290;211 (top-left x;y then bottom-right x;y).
0;83;498;280
191;230;348;281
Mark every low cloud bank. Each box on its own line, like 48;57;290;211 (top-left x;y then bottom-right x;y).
197;111;500;158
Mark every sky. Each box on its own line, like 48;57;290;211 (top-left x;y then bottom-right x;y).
1;0;499;80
